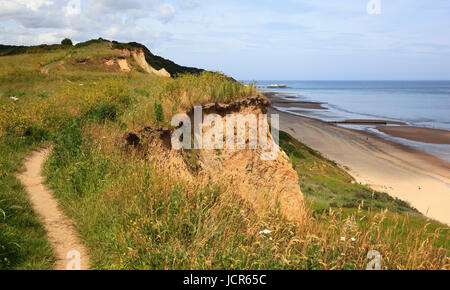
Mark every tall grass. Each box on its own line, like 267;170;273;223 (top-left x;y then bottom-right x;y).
41;120;448;270
0;42;447;270
120;71;257;129
0;47;257;269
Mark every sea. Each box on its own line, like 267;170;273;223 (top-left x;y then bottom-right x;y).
250;81;450;163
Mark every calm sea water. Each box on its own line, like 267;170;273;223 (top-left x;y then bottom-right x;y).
252;81;450;162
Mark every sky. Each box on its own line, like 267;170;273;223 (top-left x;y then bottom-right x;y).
1;0;450;80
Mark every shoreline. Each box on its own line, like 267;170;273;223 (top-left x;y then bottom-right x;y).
266;92;450;162
268;102;450;225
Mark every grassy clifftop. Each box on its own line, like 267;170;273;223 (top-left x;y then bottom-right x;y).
0;40;448;269
0;38;203;76
0;39;256;269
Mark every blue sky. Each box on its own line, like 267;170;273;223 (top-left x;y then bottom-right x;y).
1;0;450;80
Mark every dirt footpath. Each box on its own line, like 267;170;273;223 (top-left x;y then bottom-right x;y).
17;148;90;270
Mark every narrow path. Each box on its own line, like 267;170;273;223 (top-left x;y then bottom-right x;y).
17;148;90;270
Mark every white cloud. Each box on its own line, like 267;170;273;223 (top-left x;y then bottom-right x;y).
156;3;176;23
15;0;53;11
0;1;22;15
36;32;59;43
180;0;198;10
0;0;183;46
63;0;81;16
1;0;449;79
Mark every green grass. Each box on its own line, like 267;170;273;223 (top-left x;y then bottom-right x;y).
279;130;448;247
279;130;420;216
40;112;448;269
0;42;256;269
44;126;448;269
0;39;448;270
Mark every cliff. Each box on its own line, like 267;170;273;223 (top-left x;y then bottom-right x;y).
125;95;306;223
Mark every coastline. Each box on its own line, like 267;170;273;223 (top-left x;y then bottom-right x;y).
267;95;450;225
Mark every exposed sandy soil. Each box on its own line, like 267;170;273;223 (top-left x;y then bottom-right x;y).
117;58;131;72
118;49;171;77
126;95;306;223
131;50;171;77
377;126;450;145
273;109;450;225
17;148;90;270
105;59;115;66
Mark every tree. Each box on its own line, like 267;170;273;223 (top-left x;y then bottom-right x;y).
61;38;73;46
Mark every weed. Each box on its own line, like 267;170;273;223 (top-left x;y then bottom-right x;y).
153;101;164;124
86;102;118;122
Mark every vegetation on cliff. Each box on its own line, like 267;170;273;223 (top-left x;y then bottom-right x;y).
0;40;448;269
0;38;202;76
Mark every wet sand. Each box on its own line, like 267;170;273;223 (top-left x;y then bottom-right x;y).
264;92;327;110
271;100;327;110
332;119;407;126
377;126;450;145
271;108;450;225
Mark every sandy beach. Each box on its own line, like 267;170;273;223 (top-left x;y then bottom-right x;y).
270;105;450;225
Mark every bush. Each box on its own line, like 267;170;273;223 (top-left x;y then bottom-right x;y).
61;38;73;46
23;126;49;144
86;102;118;122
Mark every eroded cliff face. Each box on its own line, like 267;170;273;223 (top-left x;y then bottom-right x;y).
37;40;178;76
118;48;171;77
125;95;306;223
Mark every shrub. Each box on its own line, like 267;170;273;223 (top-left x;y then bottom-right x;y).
86;102;118;122
23;126;49;144
61;38;73;46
